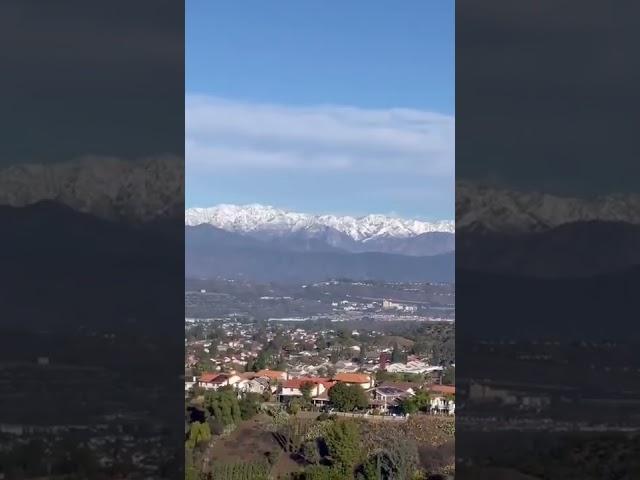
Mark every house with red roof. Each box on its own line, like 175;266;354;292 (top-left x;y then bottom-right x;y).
428;384;455;415
255;369;288;381
278;377;336;404
198;372;241;391
332;372;374;389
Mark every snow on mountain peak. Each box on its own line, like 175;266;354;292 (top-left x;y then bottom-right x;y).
0;156;184;221
457;181;640;233
185;204;454;241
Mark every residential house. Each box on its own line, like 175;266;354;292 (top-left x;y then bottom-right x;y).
278;378;335;404
429;384;455;415
236;378;267;395
199;373;241;390
377;382;417;396
333;373;374;389
255;369;288;381
367;386;413;414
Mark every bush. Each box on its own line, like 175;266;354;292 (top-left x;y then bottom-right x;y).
301;439;322;465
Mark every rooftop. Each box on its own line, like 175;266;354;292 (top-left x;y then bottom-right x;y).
333;373;371;384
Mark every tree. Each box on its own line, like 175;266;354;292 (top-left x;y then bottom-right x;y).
245;358;255;372
399;397;419;415
391;344;404;363
300;381;315;404
301;439;322;465
185;421;211;449
360;454;382;480
328;383;369;412
330;348;340;364
336;328;349;341
316;334;328;350
239;392;262;420
204;387;242;429
253;351;268;371
324;420;362;474
415;390;431;409
289;397;303;415
358;423;420;480
276;358;288;371
359;344;367;364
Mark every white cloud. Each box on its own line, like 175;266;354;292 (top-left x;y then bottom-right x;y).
186;95;454;177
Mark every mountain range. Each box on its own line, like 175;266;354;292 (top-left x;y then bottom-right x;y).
457;181;640;233
185;224;454;283
185;204;454;256
184;204;455;283
455;183;640;340
0;155;184;222
456;182;640;278
0;158;453;284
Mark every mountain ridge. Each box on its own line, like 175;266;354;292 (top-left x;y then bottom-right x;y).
0;155;184;222
185;204;455;239
185;223;454;283
457;181;640;233
185;204;455;257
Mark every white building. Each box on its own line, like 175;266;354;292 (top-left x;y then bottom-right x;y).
236;378;267;395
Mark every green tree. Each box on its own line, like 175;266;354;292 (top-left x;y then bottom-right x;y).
359;344;367;364
399;397;419;415
324;420;362;474
391;344;404;363
301;439;322;465
276;358;288;371
300;381;315;406
413;390;431;411
239;392;262;420
360;455;382;480
328;383;369;412
254;351;268;371
185;421;211;449
204;386;242;429
289;397;303;415
245;357;255;372
330;348;341;364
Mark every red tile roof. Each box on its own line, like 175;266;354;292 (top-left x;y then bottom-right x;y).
200;373;222;383
429;385;455;395
255;369;286;380
333;373;371;384
282;377;335;389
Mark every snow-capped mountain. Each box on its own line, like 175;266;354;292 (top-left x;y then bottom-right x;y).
0;155;184;222
185;204;454;241
457;181;640;233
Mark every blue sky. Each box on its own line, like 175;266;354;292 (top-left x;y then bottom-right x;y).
186;1;454;220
